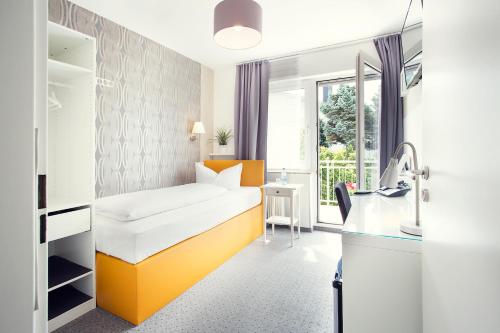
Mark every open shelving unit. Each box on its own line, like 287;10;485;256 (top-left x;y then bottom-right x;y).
48;255;93;323
48;285;93;321
47;21;96;332
48;256;92;292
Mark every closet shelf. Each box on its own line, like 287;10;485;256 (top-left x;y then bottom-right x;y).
48;256;92;292
48;21;92;58
48;284;92;321
48;58;92;83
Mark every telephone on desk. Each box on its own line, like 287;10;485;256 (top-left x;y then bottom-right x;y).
376;181;411;197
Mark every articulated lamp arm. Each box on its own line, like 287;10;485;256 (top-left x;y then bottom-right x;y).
390;142;429;229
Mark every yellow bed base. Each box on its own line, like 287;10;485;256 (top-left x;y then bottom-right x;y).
96;160;264;325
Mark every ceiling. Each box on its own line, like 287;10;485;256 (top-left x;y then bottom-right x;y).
70;0;421;69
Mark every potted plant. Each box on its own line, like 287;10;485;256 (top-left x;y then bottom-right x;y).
212;128;233;153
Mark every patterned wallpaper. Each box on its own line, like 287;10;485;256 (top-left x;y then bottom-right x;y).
49;0;201;198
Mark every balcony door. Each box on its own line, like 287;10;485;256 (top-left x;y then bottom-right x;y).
317;52;381;224
356;51;382;191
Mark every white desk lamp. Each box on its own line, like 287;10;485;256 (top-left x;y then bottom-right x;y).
380;141;429;236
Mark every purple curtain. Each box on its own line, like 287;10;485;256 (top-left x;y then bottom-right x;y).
374;34;404;176
234;60;270;165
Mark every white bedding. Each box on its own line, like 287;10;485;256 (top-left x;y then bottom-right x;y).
95;183;228;221
95;186;261;264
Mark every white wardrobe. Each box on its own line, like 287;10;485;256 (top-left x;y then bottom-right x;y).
0;2;97;331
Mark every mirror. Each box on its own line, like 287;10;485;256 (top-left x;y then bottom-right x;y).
401;0;423;90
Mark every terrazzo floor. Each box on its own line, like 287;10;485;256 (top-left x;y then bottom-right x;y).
56;228;341;333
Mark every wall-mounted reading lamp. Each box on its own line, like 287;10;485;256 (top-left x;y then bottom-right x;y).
190;121;206;141
380;141;429;236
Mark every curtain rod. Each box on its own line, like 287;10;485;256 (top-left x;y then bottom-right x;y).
237;22;422;66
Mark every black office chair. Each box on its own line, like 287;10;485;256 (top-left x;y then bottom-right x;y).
333;182;351;333
334;182;351;224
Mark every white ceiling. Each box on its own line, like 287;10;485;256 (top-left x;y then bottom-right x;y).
70;0;421;69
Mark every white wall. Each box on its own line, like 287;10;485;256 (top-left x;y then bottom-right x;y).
422;1;500;332
213;66;236;154
200;65;214;161
402;25;423;155
403;81;423;154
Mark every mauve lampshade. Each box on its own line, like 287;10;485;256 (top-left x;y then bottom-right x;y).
214;0;262;49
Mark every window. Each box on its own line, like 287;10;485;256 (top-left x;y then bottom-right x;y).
267;88;307;170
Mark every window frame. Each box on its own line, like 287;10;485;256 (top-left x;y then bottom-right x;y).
267;79;315;172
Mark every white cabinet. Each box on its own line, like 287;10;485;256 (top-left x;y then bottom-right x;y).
342;194;422;333
0;6;95;333
46;22;96;332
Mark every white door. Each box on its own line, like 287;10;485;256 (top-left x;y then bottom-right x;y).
0;1;47;332
356;52;382;191
422;1;500;332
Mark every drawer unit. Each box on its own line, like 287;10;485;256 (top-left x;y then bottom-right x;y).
48;207;91;241
264;187;295;197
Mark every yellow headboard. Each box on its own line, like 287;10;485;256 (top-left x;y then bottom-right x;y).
204;160;264;187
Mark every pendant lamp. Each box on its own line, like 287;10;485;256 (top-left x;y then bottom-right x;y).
214;0;262;49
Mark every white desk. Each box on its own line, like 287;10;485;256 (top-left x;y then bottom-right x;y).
342;193;422;333
262;183;303;246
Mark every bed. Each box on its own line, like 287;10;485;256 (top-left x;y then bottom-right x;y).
95;160;264;325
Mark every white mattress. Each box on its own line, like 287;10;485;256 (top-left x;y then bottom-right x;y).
95;186;261;264
95;183;228;221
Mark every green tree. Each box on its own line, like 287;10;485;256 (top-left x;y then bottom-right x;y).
319;84;379;149
319;145;356;161
319;119;328;148
320;84;357;147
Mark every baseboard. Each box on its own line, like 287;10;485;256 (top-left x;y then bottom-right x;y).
314;223;343;234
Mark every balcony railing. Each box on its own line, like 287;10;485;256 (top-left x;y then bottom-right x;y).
319;159;378;206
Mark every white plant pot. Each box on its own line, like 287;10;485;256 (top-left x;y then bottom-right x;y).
218;144;228;154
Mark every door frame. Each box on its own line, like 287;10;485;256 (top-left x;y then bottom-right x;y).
356;52;382;191
316;76;357;225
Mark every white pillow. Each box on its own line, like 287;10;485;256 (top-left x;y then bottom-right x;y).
195;162;243;190
195;162;217;184
214;163;242;190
